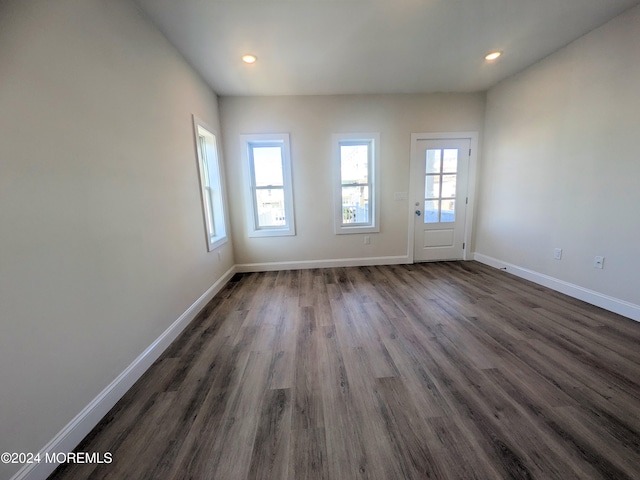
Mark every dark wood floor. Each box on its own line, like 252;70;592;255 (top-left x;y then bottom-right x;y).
50;261;640;480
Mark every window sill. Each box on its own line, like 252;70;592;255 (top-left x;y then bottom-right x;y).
208;236;228;251
248;228;296;238
335;225;379;235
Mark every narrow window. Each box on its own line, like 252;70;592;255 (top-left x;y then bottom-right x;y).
333;133;380;234
193;116;228;251
241;133;295;237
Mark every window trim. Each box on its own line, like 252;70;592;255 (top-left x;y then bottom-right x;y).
240;133;296;237
193;115;228;251
333;132;380;234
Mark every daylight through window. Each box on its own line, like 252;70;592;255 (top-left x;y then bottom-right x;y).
193;116;227;251
241;133;296;237
333;133;380;234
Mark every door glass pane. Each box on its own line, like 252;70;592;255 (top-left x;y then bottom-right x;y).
443;149;458;173
441;199;455;223
341;144;368;184
255;188;286;227
441;174;457;198
253;146;284;187
341;186;370;224
424;200;439;223
426;149;441;174
425;175;441;199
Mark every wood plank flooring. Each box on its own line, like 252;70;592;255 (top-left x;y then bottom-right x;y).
49;261;640;480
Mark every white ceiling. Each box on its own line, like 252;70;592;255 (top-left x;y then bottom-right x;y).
133;0;640;96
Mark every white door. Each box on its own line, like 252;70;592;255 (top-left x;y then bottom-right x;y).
411;138;470;262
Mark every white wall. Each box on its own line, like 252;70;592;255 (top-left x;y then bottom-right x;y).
0;0;233;477
476;5;640;307
220;94;485;266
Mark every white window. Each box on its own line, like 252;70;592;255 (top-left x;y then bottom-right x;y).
333;133;380;234
193;116;228;251
241;133;296;237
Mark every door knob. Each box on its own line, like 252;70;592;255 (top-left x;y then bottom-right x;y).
415;210;421;216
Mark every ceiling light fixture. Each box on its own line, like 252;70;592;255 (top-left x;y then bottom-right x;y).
485;51;502;61
242;54;257;64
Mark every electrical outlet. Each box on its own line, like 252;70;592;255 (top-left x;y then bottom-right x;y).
553;248;562;260
364;235;371;245
594;256;604;269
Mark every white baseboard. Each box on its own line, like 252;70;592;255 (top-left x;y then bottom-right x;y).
236;255;411;272
11;266;237;480
473;253;640;322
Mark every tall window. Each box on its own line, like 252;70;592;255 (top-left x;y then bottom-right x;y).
333;133;380;234
241;133;295;237
193;116;228;251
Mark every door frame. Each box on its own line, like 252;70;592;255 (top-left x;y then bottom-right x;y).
407;132;479;263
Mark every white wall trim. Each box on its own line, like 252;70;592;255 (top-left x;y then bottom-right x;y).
236;255;410;272
10;265;237;480
473;253;640;322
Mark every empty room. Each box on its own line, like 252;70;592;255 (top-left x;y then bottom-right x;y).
1;0;639;479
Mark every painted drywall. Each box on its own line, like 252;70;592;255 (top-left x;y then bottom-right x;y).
0;0;233;477
220;94;485;265
476;5;640;307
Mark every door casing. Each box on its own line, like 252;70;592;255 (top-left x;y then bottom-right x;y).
408;132;479;263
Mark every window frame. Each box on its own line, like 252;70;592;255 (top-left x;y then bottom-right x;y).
240;133;296;237
193;115;228;252
333;132;380;234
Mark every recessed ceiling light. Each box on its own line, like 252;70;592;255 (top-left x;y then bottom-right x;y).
242;54;257;64
485;51;502;61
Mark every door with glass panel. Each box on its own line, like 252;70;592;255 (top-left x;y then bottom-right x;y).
412;138;470;262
